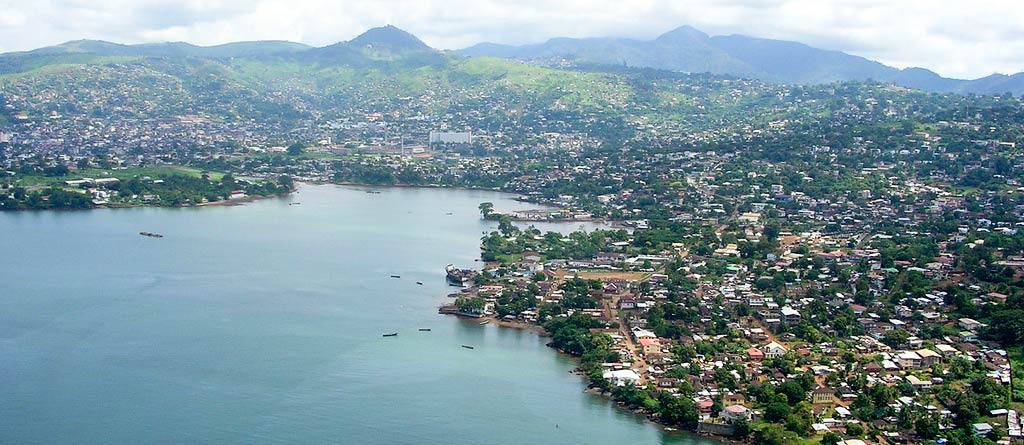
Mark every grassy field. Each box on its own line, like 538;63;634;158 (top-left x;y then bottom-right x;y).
8;165;224;189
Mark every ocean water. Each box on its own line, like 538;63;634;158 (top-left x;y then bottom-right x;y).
0;184;720;444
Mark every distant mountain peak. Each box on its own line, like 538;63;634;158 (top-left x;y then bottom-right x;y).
348;25;431;52
654;25;709;43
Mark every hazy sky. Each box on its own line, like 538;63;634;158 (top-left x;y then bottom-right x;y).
0;0;1021;79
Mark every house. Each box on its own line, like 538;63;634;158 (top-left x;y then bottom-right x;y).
722;404;752;423
973;422;993;437
746;347;764;361
697;399;714;416
632;329;657;340
780;307;801;324
907;375;932;391
959;318;986;331
724;393;747;406
897;350;923;369
762;341;788;359
812;387;834;405
522;251;542;262
935;344;958;356
639;338;663;356
916;349;941;367
603;369;641;387
863;362;884;375
619;298;638;310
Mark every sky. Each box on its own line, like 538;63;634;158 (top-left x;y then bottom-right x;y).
0;0;1021;79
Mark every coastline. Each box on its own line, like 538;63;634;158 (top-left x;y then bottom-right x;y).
0;190;292;212
444;314;730;444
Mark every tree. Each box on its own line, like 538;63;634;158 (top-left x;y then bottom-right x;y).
277;174;295;191
821;432;842;445
764;401;791;423
882;329;910;348
497;215;517;237
754;424;799;445
478;202;494;219
455;296;485;314
287;143;305;156
764;221;781;241
732;417;750;439
915;415;940;439
657;391;698;428
845;422;864;437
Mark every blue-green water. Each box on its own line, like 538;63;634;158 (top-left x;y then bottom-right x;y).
0;184;720;444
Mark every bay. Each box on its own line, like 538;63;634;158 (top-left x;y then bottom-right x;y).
0;184;721;445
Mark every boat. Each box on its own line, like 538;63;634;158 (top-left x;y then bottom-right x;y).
418;328;431;332
382;332;398;337
461;345;474;349
390;275;401;279
289;202;301;205
415;281;423;285
445;264;475;286
139;232;163;238
479;320;490;325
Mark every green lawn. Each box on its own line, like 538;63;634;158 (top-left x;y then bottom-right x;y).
8;165;225;189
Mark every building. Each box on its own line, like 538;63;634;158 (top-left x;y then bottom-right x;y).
973;423;993;437
780;307;801;324
632;329;657;341
762;341;788;359
639;338;662;355
916;349;941;367
722;405;752;423
812;387;834;405
897;351;923;369
429;131;472;145
907;375;932;391
959;318;986;331
746;347;764;361
603;369;641;387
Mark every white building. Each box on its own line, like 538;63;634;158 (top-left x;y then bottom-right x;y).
762;341;788;359
603;369;641;387
429;131;472;145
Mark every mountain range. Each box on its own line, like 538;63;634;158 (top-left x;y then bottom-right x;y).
1;25;1021;96
461;25;1024;96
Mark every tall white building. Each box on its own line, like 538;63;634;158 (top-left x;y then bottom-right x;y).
429;131;472;145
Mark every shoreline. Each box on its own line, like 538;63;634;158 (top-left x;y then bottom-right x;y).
3;180;629;227
444;313;731;444
0;191;292;212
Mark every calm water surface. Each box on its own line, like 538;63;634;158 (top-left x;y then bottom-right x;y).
0;184;720;444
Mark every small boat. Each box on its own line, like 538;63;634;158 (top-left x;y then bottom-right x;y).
289;202;301;205
382;332;398;337
416;281;423;285
418;328;431;332
461;345;474;349
139;231;163;238
446;212;453;215
479;320;490;325
390;275;401;279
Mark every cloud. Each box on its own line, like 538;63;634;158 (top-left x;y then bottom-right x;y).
0;0;1021;79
